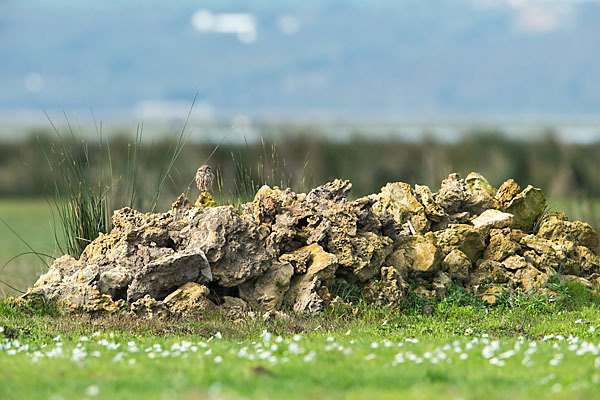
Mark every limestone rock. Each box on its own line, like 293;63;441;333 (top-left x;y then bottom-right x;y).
55;283;120;314
373;182;429;233
436;173;467;214
537;216;599;250
163;282;216;316
238;261;294;311
464;172;500;215
130;295;170;319
286;244;338;313
389;235;441;273
65;264;99;286
184;206;269;287
127;248;211;302
504;185;547;232
432;271;453;298
306;179;352;203
362;266;408;306
495;179;522;208
414;184;445;222
502;255;528;270
465;172;497;196
570;246;600;276
280;248;312;274
441;249;471;283
470;260;511;287
220;296;249;320
378;266;408;305
434;224;485;262
471;209;514;237
34;255;82;288
333;232;393;282
97;266;131;299
170;194;193;221
514;265;549;292
484;229;522;262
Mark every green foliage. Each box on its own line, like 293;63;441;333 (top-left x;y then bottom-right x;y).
401;291;433;314
329;281;362;304
215;139;300;208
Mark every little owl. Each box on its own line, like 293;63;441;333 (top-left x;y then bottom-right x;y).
195;164;214;193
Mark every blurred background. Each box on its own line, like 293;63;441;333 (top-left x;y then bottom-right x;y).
1;0;600;295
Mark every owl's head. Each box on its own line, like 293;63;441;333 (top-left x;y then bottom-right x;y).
197;164;212;174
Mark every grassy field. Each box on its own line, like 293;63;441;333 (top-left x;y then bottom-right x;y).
1;197;600;399
0;199;64;297
2;295;600;399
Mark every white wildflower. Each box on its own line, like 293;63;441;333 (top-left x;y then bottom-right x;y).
303;350;316;362
85;385;100;397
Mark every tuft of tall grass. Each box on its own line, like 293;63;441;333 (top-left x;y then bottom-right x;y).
213;138;309;209
44;104;192;258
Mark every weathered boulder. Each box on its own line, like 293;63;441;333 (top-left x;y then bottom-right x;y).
441;249;471;283
471;210;514;237
502;255;528;270
466;172;496;197
285;243;338;313
127;248;211;302
432;271;453;298
98;266;131;299
65;264;99;285
362;264;409;305
330;231;393;282
238;261;294;311
569;246;600;276
220;296;249;320
469;260;511;288
387;235;441;274
537;216;599;250
436;173;467;214
484;228;522;262
514;265;549;292
306;179;353;203
504;186;547;232
163;282;216;316
34;255;82;288
130;295;170;319
434;224;485;262
54;283;120;314
280;247;312;274
464;172;500;215
414;184;445;222
495;179;522;208
183;206;270;287
373;182;429;233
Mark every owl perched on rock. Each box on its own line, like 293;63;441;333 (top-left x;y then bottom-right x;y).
195;164;214;193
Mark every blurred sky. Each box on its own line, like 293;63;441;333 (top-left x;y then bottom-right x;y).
1;0;600;122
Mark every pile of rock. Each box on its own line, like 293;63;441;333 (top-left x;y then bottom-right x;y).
22;172;600;316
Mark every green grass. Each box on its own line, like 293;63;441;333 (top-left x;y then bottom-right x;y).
0;199;60;297
2;298;600;399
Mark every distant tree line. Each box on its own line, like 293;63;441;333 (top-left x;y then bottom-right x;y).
1;128;599;208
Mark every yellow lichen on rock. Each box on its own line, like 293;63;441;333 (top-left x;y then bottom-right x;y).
195;192;217;208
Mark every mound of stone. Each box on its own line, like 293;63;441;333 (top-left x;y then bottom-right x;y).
21;172;600;316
